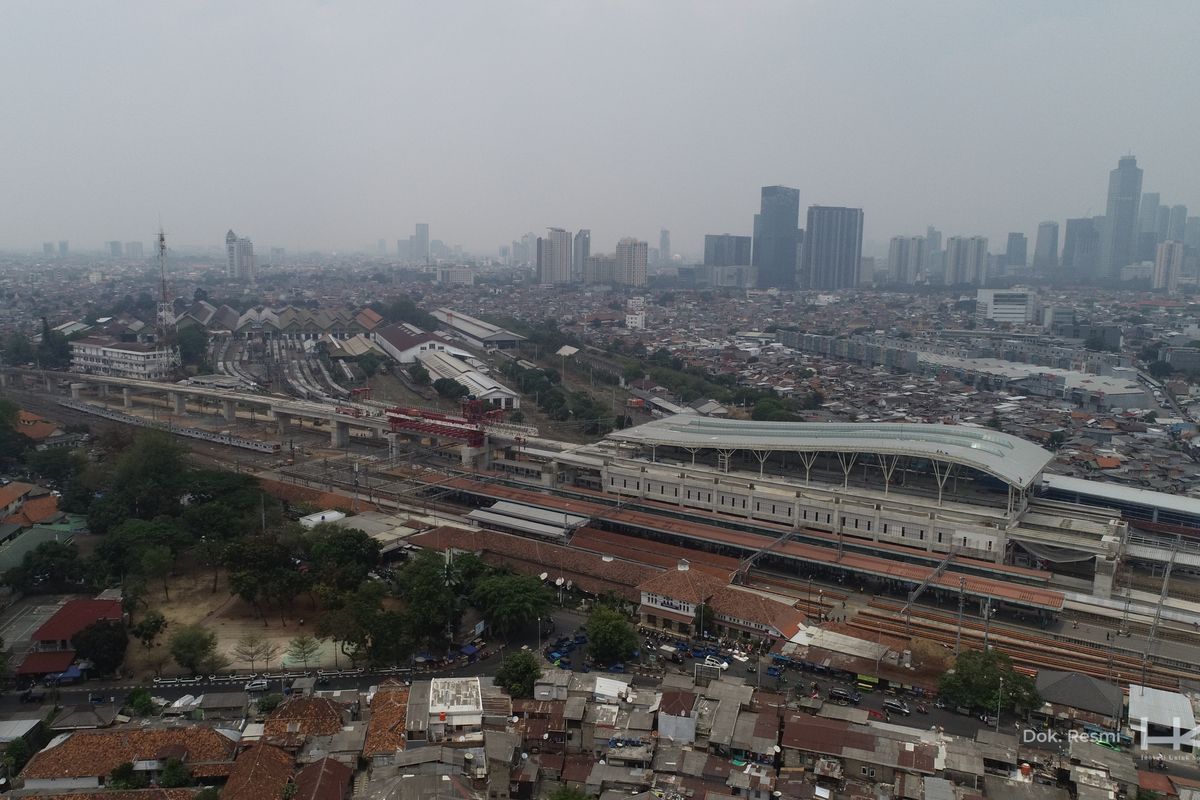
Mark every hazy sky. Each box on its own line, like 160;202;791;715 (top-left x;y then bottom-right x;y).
3;1;1198;257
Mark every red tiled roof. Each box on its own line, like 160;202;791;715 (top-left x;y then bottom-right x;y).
22;791;195;800
33;599;123;642
264;696;344;744
363;684;409;757
355;307;384;329
16;649;75;675
1138;770;1177;796
16;411;62;442
0;482;35;508
224;744;294;800
638;568;726;604
20;727;237;780
4;494;60;527
295;757;353;800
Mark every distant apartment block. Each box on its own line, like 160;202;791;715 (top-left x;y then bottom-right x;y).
436;266;475;286
225;229;256;281
976;289;1039;325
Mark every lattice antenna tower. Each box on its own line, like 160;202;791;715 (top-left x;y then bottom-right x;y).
156;228;176;333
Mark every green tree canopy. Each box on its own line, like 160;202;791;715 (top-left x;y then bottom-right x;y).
157;757;192;788
938;649;1040;714
72;619;129;676
471;574;552;639
305;524;381;592
169;624;219;675
586;606;638;666
495;651;542;699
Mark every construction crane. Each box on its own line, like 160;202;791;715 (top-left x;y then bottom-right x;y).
1139;535;1179;687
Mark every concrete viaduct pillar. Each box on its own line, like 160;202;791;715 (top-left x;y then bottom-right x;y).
330;420;350;449
44;376;53;393
276;412;292;435
70;383;84;400
170;392;187;416
123;387;134;409
0;373;8;389
222;400;237;423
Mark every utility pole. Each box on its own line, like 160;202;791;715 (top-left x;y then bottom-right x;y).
955;577;966;655
983;602;995;650
996;676;1004;733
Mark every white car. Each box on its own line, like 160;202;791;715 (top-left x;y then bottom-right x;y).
704;656;729;671
244;679;270;692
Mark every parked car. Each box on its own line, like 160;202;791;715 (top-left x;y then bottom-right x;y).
20;687;47;704
245;679;270;692
703;656;729;671
883;698;911;716
829;687;862;705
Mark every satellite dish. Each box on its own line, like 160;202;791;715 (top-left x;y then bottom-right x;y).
521;752;528;760
555;578;565;587
543;733;549;740
773;745;781;753
566;580;573;590
511;716;519;723
539;572;548;581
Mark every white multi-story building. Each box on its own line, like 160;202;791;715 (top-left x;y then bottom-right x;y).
944;235;988;285
976;288;1039;325
615;238;648;287
888;236;926;284
70;336;176;380
436;266;475;286
536;227;573;284
1154;241;1185;292
225;230;256;281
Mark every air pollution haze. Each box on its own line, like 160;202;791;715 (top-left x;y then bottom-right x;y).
2;1;1197;255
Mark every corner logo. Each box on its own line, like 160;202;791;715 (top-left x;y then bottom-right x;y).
1130;717;1200;751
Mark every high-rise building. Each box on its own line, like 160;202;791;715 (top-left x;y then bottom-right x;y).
396;239;410;261
584;254;616;285
1139;192;1161;234
1062;218;1100;278
1033;222;1059;270
752;185;801;289
1154;241;1185;292
572;230;591;283
1005;233;1028;268
944;236;989;286
536;228;573;285
58;240;69;257
615;238;648;287
125;241;144;259
888;236;926;284
659;230;671;265
924;226;942;274
107;241;123;258
42;242;54;256
1099;156;1143;279
801;206;863;290
410;223;430;264
225;230;256;281
1186;217;1200;251
704;234;752;266
1167;205;1188;242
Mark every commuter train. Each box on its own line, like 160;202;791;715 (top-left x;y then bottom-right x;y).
58;398;281;454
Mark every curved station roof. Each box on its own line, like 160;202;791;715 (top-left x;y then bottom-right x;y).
607;417;1052;491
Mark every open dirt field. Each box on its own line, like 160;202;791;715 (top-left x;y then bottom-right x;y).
125;569;344;679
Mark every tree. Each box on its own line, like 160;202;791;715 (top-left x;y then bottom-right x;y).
357;353;383;377
2;736;31;776
471;574;552;640
158;758;192;788
549;787;590;800
1148;360;1174;380
287;634;321;670
72;620;129;676
985;411;1003;431
306;525;381;592
196;789;220;800
257;693;284;714
495;650;542;698
938;649;1039;714
169;624;218;675
2;331;34;365
131;610;167;648
4;540;85;593
396;551;465;648
233;632;273;671
109;762;149;790
140;545;174;599
433;377;469;399
586;606;638;666
408;362;431;385
125;688;157;716
1047;430;1066;450
175;326;209;368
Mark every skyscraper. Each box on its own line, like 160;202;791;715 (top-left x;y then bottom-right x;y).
1154;241;1184;292
225;230;256;280
1062;218;1100;278
924;226;942;273
1033;222;1060;270
1005;233;1027;268
536;228;573;284
42;242;53;256
1099;156;1143;279
752;185;801;289
125;241;144;259
944;236;989;286
801;206;864;290
107;241;124;258
1139;192;1161;234
58;240;69;257
704;234;752;266
659;230;671;265
1156;206;1170;241
615;238;648;287
572;230;590;283
1167;205;1188;242
411;223;430;264
1186;217;1200;252
888;236;926;284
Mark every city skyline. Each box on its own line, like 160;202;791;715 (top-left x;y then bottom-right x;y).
2;2;1198;256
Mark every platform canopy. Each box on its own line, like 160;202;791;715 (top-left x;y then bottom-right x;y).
607;417;1052;491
